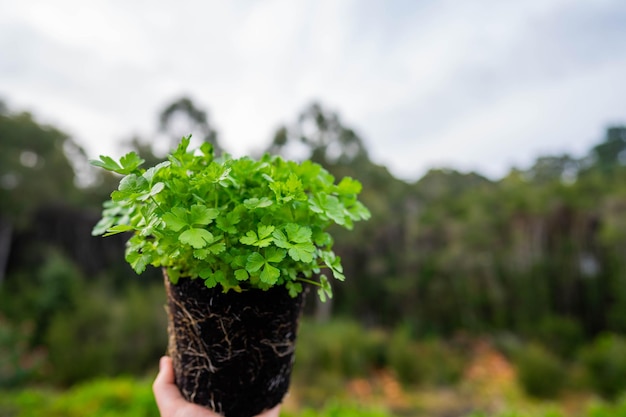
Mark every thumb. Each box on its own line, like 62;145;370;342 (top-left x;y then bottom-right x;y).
153;356;187;415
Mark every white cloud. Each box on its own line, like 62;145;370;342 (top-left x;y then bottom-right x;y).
0;0;624;181
383;57;626;180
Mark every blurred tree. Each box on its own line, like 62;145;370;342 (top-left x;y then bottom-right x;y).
0;107;84;227
591;126;626;173
125;97;222;167
159;96;220;154
267;102;368;166
2;94;626;375
525;155;580;184
124;135;163;169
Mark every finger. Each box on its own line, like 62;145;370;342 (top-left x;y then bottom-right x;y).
153;356;186;415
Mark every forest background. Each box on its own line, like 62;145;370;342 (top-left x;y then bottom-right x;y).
1;96;626;417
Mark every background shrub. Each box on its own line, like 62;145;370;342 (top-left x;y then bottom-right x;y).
531;315;585;359
294;319;387;381
387;327;464;386
579;333;626;400
45;282;167;385
0;316;46;388
0;377;158;417
515;343;566;399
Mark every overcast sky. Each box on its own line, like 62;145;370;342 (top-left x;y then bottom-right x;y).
1;0;625;181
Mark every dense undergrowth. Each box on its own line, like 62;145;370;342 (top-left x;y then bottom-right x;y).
4;308;626;416
3;377;626;417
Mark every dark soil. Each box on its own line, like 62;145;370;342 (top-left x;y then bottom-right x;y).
164;272;304;417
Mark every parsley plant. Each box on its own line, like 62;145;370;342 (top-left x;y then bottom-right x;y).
91;136;370;301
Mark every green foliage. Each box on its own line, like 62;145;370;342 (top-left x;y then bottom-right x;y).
586;394;626;417
465;394;626;417
0;110;86;225
579;333;626;400
284;401;392;417
0;316;46;388
45;283;166;385
515;343;567;399
0;249;84;346
1;250;167;387
464;410;565;417
0;377;159;417
293;320;387;381
5;98;626;409
387;327;464;386
91;136;369;300
530;316;585;359
292;319;465;393
0;379;396;417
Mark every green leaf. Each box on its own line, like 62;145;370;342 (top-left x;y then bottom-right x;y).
143;161;171;183
202;162;231;183
200;141;214;158
246;252;265;273
193;249;209;260
200;270;218;288
118;174;148;193
235;269;249;281
162;208;188;232
273;224;315;261
317;274;332;302
258;225;275;239
337;177;362;195
286;223;312;243
226;253;247;269
119;152;145;173
322;251;345;281
240;227;273;247
313;231;332;247
243;197;273;209
91;153;144;176
189;204;218;226
179;228;214;249
170;136;191;163
288;243;315;262
286;281;303;298
213;269;226;285
199;267;213;279
167;268;181;284
272;229;290;248
317;287;327;303
207;241;226;255
150;181;165;195
309;193;345;225
90;155;123;173
216;211;240;234
126;251;151;274
350;201;371;221
265;247;286;263
103;224;135;236
137;181;165;201
199;268;225;289
92;216;116;236
240;230;259;246
323;195;346;225
260;264;280;284
256;237;273;247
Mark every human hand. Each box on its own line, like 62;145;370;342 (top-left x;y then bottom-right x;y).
153;356;281;417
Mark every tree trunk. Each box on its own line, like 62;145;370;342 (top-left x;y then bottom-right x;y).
164;271;304;417
0;217;12;285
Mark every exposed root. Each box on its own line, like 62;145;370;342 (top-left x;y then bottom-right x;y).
164;272;304;417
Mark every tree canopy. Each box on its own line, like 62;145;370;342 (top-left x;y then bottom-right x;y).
1;97;626;339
